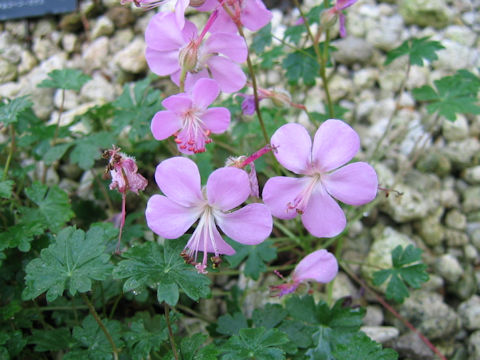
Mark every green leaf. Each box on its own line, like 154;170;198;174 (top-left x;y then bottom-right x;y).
22;226;113;302
70;131;115;170
220;327;289;360
284;25;305;45
43;143;73;165
333;332;398;360
113;240;211;305
412;70;480;121
0;180;14;199
180;333;219;360
282;47;319;86
252;304;287;329
112;77;162;141
124;312;169;360
30;328;75;352
372;245;429;303
0;96;33;125
260;46;284;69
251;23;272;53
37;69;91;91
226;239;277;280
277;320;313;348
66;315;123;360
23;182;74;233
217;312;248;335
157;282;179;306
385;37;444;66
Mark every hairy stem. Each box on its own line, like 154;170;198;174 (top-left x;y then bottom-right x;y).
164;303;179;360
3;124;15;181
341;263;447;360
81;293;119;360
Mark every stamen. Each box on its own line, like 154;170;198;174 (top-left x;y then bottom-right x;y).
286;175;321;215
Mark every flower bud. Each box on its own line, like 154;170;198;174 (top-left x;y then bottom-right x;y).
178;41;199;73
319;8;338;30
269;89;292;108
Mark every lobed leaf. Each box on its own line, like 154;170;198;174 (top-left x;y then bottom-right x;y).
37;69;91;91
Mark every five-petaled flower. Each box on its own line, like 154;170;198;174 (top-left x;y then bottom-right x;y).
151;78;230;154
271;249;338;297
262;120;378;238
145;157;272;273
145;11;247;93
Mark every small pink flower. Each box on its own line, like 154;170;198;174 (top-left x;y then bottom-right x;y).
262;120;378;238
151;78;230;154
145;157;273;273
207;0;272;33
145;11;247;93
271;249;338;297
105;146;148;195
326;0;358;37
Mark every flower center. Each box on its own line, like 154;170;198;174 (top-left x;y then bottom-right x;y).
287;174;322;215
174;108;212;153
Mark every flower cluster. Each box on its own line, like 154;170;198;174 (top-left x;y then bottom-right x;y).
125;0;366;288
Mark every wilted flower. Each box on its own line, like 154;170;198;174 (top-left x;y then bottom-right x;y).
151;78;230;154
145;157;272;273
262;120;378;238
324;0;358;37
145;11;247;93
271;249;338;297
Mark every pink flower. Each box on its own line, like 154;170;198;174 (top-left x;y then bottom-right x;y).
145;157;273;273
326;0;358;37
262;120;378;238
271;249;338;297
105;146;148;195
207;0;272;33
145;11;247;93
151;78;230;154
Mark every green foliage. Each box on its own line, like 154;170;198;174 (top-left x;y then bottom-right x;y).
70;131;115;170
385;37;445;66
22;226;113;302
0;180;14;199
123;312;169;360
113;240;211;306
226;239;277;280
30;328;75;352
333;333;398;360
37;69;91;91
112;77;162;140
217;312;248;335
0;96;33;125
220;327;289;360
373;245;429;303
283;47;319;86
412;70;480;121
65;315;123;360
179;333;219;360
251;23;272;53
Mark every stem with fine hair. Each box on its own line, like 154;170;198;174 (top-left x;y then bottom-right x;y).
293;0;334;118
81;293;119;360
3;124;15;181
164;303;179;360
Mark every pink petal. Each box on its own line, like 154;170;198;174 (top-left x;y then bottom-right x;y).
205;33;248;63
174;0;189;29
322;162;378;205
262;176;308;220
339;13;347;38
145;12;193;51
187;223;235;255
151;110;181;140
301;184;346;238
208;10;238;33
293;249;338;283
192;78;219;110
215;203;272;245
202;107;230;134
183;70;210;92
241;0;272;32
145;48;180;76
162;94;192;113
207;56;246;93
206;167;250;211
270;123;312;174
193;0;217;11
312;119;360;173
145;195;200;238
155;157;203;207
336;0;358;10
